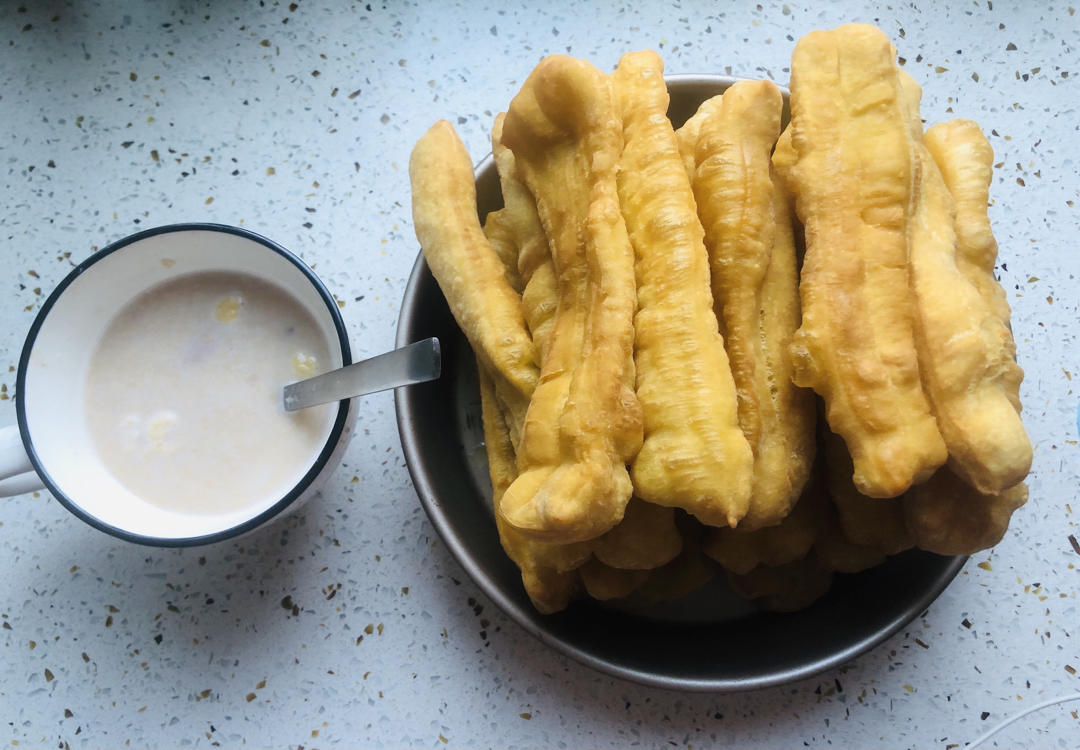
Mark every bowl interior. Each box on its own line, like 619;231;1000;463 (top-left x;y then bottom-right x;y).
20;224;351;545
395;76;964;690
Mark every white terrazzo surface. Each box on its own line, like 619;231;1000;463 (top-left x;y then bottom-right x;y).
1;2;1078;748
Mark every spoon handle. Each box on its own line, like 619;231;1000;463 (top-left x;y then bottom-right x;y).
283;337;441;411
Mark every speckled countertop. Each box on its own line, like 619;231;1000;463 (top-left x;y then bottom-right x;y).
1;2;1077;748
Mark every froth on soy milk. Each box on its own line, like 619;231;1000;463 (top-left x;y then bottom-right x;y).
84;271;336;515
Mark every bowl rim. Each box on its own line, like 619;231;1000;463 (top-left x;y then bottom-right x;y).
17;222;353;547
394;74;967;691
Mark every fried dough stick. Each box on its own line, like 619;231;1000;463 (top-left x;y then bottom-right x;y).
477;365;587;613
814;503;887;574
592;496;682;570
898;75;1032;495
925;119;1029;459
577;494;684;603
490;113;558;359
477;164;593;610
610;50;754;528
622;519;715;607
824;430;913;555
903;468;1028;556
481;209;524;294
498;56;643;543
410;121;538;447
578;559;651;601
478;114;597;608
925;120;1023;409
691;80;816;528
583;513;714;605
494;108;677;577
726;557;833;613
675;94;723;180
772;125;796;183
702;473;825;575
785;24;946;498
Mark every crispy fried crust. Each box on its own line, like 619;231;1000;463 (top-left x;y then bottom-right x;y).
477;363;518;505
490;113;558;360
925;119;1025;415
755;170;818;520
772;124;796;184
703;474;825;575
814;502;887;574
578;558;652;600
903;468;1028;556
496;107;665;576
691;79;816;528
498;56;643;543
726;557;833;612
824;430;914;555
481;208;524;294
591;496;682;570
675;94;724;180
477;364;585;614
785;24;947;498
621;517;716;606
486;209;527;298
924;119;1020;357
410;121;538;447
899;75;1033;495
611;50;754;528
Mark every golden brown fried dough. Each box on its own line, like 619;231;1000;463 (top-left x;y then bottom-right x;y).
610;50;754;529
770;127;802;227
785;24;947;498
477;364;518;504
925;120;1019;364
757;171;817;516
518;259;558;364
490;113;558;359
814;504;888;574
622;518;717;607
903;468;1028;556
674;93;724;180
477;364;586;614
771;124;796;184
726;557;833;612
925;119;1025;415
694;81;779;467
578;558;652;601
592;496;682;570
492;109;672;598
692;79;816;528
490;114;545;284
824;431;914;555
498;56;643;544
410;121;538;447
481;208;524;294
703;474;825;575
897;75;1032;495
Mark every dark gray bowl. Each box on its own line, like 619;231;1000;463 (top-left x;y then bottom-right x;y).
395;75;965;691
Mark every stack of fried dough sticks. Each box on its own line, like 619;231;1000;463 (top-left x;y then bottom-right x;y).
409;23;1033;614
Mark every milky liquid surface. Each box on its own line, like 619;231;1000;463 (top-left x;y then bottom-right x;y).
84;271;336;515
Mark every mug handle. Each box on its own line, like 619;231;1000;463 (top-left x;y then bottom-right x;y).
0;424;44;497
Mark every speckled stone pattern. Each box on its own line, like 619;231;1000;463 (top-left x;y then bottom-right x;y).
1;1;1077;748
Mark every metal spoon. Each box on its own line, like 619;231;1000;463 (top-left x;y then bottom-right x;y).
283;337;441;411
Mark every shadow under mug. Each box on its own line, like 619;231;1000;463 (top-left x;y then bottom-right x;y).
0;223;354;546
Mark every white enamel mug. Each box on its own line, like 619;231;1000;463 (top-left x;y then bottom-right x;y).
0;223;354;545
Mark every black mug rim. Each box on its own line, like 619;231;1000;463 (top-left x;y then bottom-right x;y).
15;222;353;547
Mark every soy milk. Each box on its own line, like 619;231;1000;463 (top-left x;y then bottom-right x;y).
84;271;336;514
